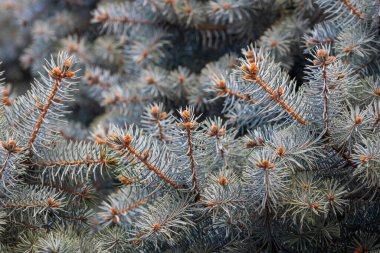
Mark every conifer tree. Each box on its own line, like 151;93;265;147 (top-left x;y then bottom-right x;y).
0;0;379;252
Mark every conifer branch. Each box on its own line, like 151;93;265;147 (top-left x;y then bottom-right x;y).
179;109;200;201
215;80;256;104
27;55;77;147
0;152;10;179
32;158;113;167
243;63;307;125
5;199;60;208
319;49;331;131
340;0;364;20
185;124;200;200
108;131;179;189
27;79;60;147
59;215;88;222
121;143;178;189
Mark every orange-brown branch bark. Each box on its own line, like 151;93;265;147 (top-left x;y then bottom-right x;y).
27;79;61;147
123;144;178;189
185;125;200;201
341;0;364;20
252;76;307;125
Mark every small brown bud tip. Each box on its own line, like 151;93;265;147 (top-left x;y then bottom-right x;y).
47;198;60;208
243;74;253;80
354;246;364;253
65;71;75;78
262;159;269;167
359;156;369;163
317;49;327;58
152;223;161;231
218;128;225;135
206;201;216;207
241;65;248;71
278;87;283;97
218;80;226;89
63;60;71;68
3;88;10;97
245;50;254;56
213;7;220;13
184;7;192;14
374;88;380;96
246;140;257;147
222;3;232;9
178;75;185;84
8;140;15;148
119;176;132;184
258;137;264;145
219;177;228;186
303;184;309;189
100;150;106;160
328;195;335;201
313;59;320;65
95;138;106;145
311;203;319;209
248;58;255;63
142;51;148;58
146;76;155;84
50;68;62;76
343;47;352;53
112;215;120;223
181;110;191;120
1;141;7;149
51;67;62;76
249;63;258;75
2;97;12;105
270;41;277;48
211;125;218;133
150;105;160;115
124;134;132;144
165;0;175;4
13;147;22;153
110;207;117;213
160;112;167;119
277;146;285;156
94;12;109;22
355;116;363;124
327;56;335;63
337;74;345;80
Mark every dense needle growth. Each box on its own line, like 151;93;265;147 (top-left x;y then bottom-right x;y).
0;0;379;252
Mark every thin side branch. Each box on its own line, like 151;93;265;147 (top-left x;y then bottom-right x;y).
122;144;179;189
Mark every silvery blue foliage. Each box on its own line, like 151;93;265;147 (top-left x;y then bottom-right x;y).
0;0;379;252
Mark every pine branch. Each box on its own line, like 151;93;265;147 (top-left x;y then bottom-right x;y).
107;126;179;189
32;158;113;167
340;0;364;20
120;143;178;189
178;109;200;201
27;55;76;147
244;68;306;124
215;80;256;104
58;215;88;222
319;49;331;131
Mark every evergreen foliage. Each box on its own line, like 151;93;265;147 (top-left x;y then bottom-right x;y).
0;0;379;252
